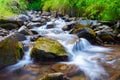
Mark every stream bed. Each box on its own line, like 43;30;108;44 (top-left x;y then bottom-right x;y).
0;11;120;80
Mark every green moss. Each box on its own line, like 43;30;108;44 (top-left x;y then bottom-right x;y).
31;38;67;56
0;36;23;59
70;24;96;37
14;42;23;59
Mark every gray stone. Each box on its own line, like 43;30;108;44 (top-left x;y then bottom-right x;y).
18;25;33;35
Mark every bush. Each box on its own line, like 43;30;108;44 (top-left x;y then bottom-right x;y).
43;0;120;21
0;0;27;18
0;0;120;21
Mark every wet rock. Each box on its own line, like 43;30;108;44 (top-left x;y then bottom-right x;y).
96;31;116;43
18;25;33;35
14;32;26;41
17;14;30;22
62;21;76;31
31;37;69;61
100;21;116;27
0;23;18;30
94;25;113;32
31;17;42;22
30;35;42;42
62;25;69;31
40;72;69;80
51;63;80;76
31;30;39;35
0;19;24;28
65;17;76;22
70;24;96;44
42;16;51;22
46;22;55;29
77;19;98;28
27;22;42;28
0;29;9;37
0;34;24;69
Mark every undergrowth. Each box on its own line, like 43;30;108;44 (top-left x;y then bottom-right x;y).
0;0;120;21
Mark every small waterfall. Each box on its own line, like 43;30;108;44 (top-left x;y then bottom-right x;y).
72;38;91;52
6;36;33;72
30;17;111;80
70;38;111;80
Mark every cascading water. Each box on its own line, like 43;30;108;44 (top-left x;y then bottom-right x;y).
69;38;111;80
6;36;33;72
6;17;112;80
31;18;111;80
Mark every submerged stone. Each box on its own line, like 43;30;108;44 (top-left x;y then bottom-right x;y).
40;72;69;80
51;63;80;76
31;37;69;61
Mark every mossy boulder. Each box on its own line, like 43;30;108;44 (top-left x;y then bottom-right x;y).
40;72;69;80
70;24;96;44
0;34;24;69
31;37;69;61
0;19;24;30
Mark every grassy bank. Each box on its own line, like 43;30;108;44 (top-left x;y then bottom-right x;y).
0;0;27;18
0;0;120;21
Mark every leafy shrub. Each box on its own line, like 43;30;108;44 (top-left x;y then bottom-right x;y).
43;0;120;21
0;0;27;18
0;0;120;21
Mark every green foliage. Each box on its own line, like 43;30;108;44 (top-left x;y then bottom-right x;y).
0;0;119;21
0;0;27;18
43;0;120;21
27;0;45;10
43;0;72;15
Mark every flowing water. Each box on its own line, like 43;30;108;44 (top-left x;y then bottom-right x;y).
6;36;33;72
0;18;113;80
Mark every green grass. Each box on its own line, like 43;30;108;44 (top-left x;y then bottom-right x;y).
0;0;27;18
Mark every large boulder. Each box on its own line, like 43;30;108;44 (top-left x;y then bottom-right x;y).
70;24;96;44
0;19;24;30
0;34;24;69
30;37;69;61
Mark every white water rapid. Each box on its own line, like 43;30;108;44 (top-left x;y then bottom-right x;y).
7;17;111;80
